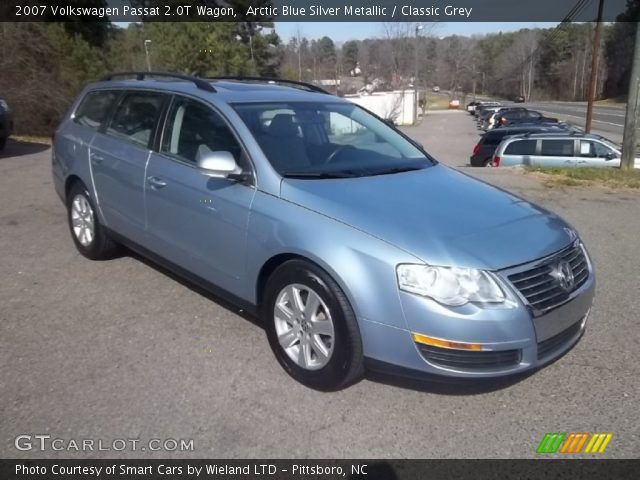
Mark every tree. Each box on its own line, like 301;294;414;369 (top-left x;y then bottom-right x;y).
604;0;639;98
342;41;359;70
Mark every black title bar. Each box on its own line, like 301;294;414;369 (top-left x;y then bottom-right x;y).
0;0;633;22
1;459;640;480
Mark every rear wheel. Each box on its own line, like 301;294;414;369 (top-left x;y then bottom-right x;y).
484;158;495;167
0;136;6;151
263;259;364;391
67;182;118;260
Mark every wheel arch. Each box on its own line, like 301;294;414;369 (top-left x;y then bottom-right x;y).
64;174;85;200
255;252;361;319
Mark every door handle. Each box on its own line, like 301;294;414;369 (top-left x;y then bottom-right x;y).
147;176;167;189
90;153;104;164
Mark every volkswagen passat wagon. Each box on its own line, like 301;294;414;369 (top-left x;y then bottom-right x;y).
52;72;595;390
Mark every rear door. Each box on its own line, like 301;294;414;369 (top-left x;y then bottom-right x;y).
89;90;166;243
144;95;256;293
535;139;577;167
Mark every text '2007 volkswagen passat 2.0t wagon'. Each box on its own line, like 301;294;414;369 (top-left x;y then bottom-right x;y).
52;72;595;390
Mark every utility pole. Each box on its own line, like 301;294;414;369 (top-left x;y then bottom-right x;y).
621;23;640;170
585;0;604;133
144;39;152;72
414;24;423;125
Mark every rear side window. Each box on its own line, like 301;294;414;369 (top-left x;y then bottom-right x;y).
74;90;119;130
504;139;537;155
540;139;574;156
106;92;164;148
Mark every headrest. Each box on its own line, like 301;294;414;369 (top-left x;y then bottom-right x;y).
268;114;299;137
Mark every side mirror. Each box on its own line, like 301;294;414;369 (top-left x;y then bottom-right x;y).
197;151;242;178
604;151;617;160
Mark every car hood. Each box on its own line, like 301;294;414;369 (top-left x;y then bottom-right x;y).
280;165;576;270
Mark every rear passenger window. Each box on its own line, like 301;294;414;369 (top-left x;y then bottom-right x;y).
74;90;119;130
541;139;574;156
161;97;243;166
504;140;537;155
106;92;164;148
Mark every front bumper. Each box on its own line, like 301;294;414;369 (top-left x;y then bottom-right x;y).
360;254;595;379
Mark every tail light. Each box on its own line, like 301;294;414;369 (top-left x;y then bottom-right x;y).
473;144;481;155
493;156;501;167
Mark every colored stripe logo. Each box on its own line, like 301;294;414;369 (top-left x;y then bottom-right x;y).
537;433;613;454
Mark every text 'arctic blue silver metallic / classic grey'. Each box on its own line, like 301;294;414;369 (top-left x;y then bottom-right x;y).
52;73;595;390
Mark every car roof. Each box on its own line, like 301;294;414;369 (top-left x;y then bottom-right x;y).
86;78;338;104
504;132;609;141
487;124;565;134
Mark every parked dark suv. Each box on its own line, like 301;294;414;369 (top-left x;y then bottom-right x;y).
470;124;576;167
0;96;13;150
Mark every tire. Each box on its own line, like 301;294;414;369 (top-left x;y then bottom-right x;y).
0;136;6;151
262;259;364;391
484;157;495;167
67;182;118;260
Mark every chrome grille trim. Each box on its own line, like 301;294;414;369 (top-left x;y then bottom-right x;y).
501;242;591;315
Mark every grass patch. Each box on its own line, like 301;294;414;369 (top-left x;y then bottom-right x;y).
10;135;52;145
424;93;454;110
526;166;640;189
595;97;626;106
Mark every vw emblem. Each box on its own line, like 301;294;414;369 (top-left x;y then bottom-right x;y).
552;260;575;291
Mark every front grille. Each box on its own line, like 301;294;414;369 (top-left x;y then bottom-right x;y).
537;320;583;360
417;344;521;371
508;245;589;312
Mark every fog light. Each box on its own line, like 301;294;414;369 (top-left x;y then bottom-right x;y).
412;332;483;351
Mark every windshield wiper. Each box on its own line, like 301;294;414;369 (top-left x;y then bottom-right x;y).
282;170;360;179
368;165;426;176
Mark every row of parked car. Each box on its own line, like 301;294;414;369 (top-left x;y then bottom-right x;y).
467;101;637;169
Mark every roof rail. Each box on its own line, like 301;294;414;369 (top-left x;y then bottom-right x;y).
100;71;216;92
207;76;331;94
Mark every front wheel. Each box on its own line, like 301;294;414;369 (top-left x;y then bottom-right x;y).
262;260;364;391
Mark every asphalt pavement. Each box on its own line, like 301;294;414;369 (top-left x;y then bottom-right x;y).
1;116;639;459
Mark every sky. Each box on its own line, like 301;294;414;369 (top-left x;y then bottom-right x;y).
274;22;559;43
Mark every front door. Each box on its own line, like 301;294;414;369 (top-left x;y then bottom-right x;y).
144;96;255;294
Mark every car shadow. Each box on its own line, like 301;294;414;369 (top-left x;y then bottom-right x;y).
0;138;50;158
124;249;264;331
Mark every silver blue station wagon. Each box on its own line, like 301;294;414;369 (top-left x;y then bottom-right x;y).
52;72;595;390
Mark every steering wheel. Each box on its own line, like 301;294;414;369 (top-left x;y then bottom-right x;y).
325;144;356;164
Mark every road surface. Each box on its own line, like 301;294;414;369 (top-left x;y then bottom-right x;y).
517;101;631;144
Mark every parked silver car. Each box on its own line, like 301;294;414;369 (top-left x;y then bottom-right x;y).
52;72;595;390
493;132;640;168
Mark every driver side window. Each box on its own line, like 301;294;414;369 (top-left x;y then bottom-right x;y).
161;97;245;168
579;140;613;158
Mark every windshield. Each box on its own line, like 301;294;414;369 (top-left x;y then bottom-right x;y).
232;101;435;178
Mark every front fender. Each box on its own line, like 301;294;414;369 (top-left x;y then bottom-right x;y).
244;191;420;330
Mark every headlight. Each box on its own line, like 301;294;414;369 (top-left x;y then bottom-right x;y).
0;99;8;111
397;264;506;306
